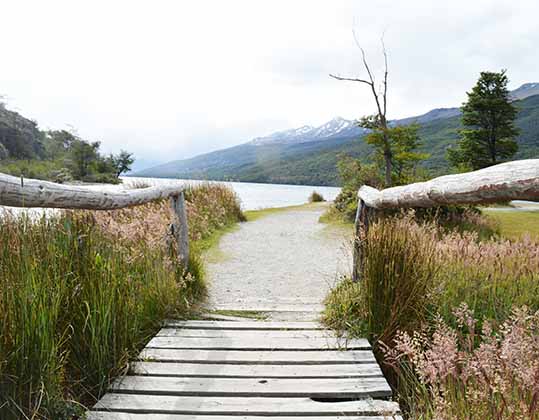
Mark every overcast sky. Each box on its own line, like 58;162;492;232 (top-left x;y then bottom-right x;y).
1;0;538;168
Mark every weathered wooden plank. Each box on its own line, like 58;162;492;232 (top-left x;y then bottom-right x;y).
163;320;322;330
130;361;384;378
140;349;376;364
146;336;370;350
110;376;392;399
0;172;185;210
88;412;403;420
358;159;539;209
210;303;325;312
156;328;345;339
201;313;260;322
93;394;400;416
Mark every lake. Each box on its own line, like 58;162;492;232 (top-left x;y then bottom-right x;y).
124;177;341;210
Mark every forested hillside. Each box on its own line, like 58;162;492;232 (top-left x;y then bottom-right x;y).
0;103;133;182
135;94;539;186
0;104;43;159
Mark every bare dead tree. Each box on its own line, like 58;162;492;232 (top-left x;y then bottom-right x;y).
330;35;393;187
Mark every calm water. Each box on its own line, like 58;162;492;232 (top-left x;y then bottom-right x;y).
124;177;341;210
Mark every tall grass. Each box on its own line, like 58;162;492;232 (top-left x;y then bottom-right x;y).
0;183;245;419
323;212;539;418
384;306;539;419
324;215;439;344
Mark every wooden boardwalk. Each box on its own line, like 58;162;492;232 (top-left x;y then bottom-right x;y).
88;320;400;419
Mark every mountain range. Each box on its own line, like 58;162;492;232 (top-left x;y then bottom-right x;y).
133;83;539;186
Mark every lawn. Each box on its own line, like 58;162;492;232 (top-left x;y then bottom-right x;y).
483;209;539;240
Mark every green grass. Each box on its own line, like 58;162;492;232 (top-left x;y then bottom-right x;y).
0;183;246;420
318;204;354;227
483;209;539;240
195;222;241;264
323;212;539;418
193;223;240;253
324;216;438;344
0;213;193;419
207;309;268;320
244;202;327;222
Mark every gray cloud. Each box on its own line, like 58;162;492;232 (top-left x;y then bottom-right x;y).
1;0;537;165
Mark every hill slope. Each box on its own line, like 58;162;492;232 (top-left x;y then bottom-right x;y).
0;104;44;159
134;91;539;186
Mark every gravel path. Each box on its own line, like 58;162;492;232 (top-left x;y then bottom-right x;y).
205;203;351;320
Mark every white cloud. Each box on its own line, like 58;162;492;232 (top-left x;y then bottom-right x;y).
1;0;537;165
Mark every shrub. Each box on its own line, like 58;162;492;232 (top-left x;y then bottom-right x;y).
332;157;383;222
309;191;325;203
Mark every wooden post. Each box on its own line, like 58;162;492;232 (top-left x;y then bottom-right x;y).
352;198;371;283
170;192;190;268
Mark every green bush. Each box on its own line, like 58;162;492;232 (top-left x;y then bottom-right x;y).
330;156;383;222
308;191;325;203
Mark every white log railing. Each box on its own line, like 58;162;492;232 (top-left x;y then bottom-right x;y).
0;172;190;266
352;159;539;282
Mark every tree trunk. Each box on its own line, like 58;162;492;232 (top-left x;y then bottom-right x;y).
0;172;185;209
383;135;392;187
358;159;539;208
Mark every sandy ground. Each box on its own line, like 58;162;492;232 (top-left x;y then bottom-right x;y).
205;203;352;320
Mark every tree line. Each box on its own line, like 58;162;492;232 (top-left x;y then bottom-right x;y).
0;101;134;183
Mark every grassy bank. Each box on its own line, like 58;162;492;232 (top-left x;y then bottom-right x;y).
483;208;539;240
323;211;539;419
0;183;244;420
244;202;328;222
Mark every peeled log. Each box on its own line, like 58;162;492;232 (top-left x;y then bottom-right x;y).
0;173;184;210
358;159;539;209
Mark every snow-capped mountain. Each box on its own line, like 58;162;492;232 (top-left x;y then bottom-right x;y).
510;83;539;100
248;83;539;147
133;82;539;184
249;117;364;146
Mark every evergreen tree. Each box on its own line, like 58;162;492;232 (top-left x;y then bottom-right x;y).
448;70;519;169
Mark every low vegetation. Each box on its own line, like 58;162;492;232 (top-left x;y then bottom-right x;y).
0;183;244;420
308;191;325;202
323;211;539;419
483;208;539;240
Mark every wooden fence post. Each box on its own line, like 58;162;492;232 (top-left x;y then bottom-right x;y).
352;198;371;283
170;192;190;268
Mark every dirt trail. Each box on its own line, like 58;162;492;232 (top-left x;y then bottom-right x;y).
204;203;351;320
